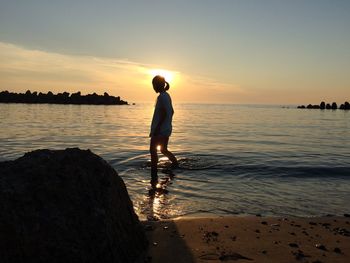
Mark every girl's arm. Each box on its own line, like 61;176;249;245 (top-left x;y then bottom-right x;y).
152;106;166;136
150;96;165;137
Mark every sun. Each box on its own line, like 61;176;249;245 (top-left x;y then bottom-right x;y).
149;69;174;83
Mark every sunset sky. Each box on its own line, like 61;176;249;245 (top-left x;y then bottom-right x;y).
0;0;349;104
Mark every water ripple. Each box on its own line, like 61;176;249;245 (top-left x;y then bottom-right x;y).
1;103;349;220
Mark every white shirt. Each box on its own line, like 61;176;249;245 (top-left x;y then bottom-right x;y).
150;91;174;137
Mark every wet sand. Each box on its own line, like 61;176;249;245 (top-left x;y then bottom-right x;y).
143;215;350;263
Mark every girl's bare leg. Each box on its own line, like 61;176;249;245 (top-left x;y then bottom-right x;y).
161;148;178;167
160;137;178;167
150;137;159;187
150;136;178;188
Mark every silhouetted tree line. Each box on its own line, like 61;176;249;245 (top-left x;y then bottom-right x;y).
0;90;128;105
298;101;349;110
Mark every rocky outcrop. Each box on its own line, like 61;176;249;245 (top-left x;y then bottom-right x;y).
0;90;128;105
305;104;320;109
340;101;350;110
320;101;325;110
298;101;349;110
0;148;147;263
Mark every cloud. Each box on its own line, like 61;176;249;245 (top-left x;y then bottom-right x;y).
0;42;244;102
0;42;148;95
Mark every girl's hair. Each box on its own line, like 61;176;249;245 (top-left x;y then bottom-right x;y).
152;75;170;92
164;81;170;91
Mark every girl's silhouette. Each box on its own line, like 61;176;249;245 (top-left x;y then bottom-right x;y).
149;75;178;188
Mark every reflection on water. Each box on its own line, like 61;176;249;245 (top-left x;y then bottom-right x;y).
143;188;174;221
139;161;179;221
0;103;349;219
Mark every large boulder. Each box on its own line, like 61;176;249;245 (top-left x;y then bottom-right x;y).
0;148;147;263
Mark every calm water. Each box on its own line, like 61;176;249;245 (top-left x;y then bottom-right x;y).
1;103;349;220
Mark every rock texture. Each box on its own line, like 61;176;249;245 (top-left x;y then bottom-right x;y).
0;148;147;263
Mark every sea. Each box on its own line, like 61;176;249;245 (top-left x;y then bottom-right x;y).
0;103;349;220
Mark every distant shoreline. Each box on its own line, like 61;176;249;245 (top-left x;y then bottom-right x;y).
0;90;128;105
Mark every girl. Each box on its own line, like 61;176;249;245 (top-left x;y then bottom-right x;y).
149;75;178;187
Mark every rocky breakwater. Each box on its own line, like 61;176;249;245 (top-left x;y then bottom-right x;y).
0;90;128;105
297;101;350;110
0;148;147;263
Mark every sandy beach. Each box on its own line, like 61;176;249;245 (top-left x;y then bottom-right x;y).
143;215;350;263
